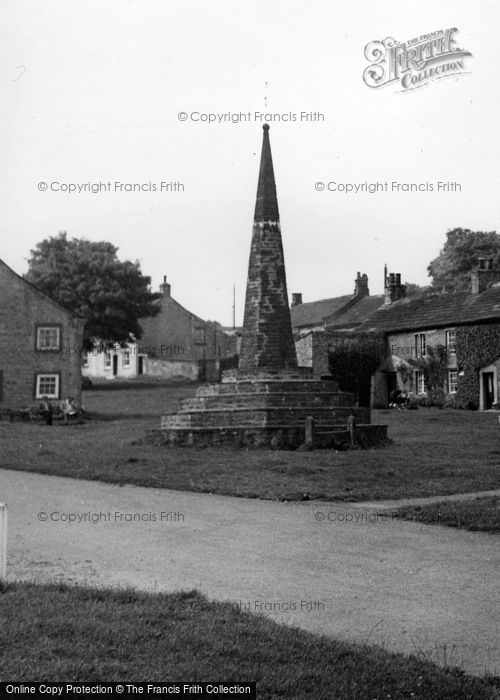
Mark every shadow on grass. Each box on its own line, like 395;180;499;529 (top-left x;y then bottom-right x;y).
1;581;499;698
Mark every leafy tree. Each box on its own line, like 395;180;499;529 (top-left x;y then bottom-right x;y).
428;228;500;292
26;232;161;348
404;282;429;298
328;333;386;408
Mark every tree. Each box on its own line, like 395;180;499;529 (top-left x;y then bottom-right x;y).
26;232;161;348
428;228;500;292
328;333;386;408
404;282;429;298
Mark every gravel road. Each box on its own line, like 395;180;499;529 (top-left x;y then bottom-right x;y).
1;467;498;677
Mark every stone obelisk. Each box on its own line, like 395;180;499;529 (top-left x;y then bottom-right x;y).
158;125;386;449
238;124;297;375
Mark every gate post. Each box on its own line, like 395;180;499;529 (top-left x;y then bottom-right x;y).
0;503;7;580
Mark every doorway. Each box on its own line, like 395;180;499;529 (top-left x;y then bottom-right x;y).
112;355;118;377
138;356;144;375
482;372;495;409
384;371;398;406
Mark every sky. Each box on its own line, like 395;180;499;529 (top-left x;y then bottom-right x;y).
1;0;498;326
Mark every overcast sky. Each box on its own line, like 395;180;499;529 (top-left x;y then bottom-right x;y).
1;1;498;325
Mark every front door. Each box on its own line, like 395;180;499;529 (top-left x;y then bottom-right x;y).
138;356;144;375
385;372;397;395
482;372;495;409
385;371;397;406
112;355;118;377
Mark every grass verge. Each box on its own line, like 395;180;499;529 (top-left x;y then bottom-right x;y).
392;496;500;533
0;582;499;699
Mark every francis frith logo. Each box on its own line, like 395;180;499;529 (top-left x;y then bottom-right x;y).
363;28;472;91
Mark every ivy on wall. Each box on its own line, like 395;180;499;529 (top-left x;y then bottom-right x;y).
455;325;500;409
407;344;449;406
328;333;386;407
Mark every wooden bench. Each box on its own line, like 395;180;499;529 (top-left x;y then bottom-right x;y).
0;405;84;424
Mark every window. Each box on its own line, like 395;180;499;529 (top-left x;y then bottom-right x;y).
414;333;426;357
123;350;130;367
194;327;206;345
82;352;89;368
37;326;61;350
446;329;456;354
104;352;111;369
35;373;60;399
415;370;425;395
448;370;458;394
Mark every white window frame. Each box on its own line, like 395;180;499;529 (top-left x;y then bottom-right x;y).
35;373;60;399
104;351;112;370
414;333;426;357
446;329;456;355
37;326;61;351
123;350;130;367
82;351;89;368
415;370;425;395
448;369;458;394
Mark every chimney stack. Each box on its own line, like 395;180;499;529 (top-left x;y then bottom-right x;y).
354;272;369;297
159;275;171;297
291;292;303;307
384;270;406;304
471;258;500;294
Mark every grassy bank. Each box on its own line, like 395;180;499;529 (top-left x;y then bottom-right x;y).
1;384;499;502
0;582;498;698
393;496;500;533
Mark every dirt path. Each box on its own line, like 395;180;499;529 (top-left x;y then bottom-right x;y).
351;487;500;510
1;468;499;678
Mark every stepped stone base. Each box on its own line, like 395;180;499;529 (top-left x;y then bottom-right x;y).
149;423;388;449
155;375;388;449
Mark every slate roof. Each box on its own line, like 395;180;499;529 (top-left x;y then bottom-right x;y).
0;258;86;320
326;295;385;330
290;295;354;328
356;285;500;333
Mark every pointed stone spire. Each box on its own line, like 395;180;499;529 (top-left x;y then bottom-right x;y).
239;125;298;375
254;123;279;222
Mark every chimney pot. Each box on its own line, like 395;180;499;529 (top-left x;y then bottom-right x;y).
471;257;500;293
354;272;369;297
384;271;406;304
160;276;171;297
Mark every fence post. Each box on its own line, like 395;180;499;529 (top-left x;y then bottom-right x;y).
0;503;6;580
347;414;357;447
305;416;314;448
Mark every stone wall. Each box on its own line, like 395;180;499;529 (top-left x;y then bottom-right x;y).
140;294;231;366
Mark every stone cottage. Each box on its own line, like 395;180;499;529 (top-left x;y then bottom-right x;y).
0;259;85;408
292;260;500;409
82;276;236;382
